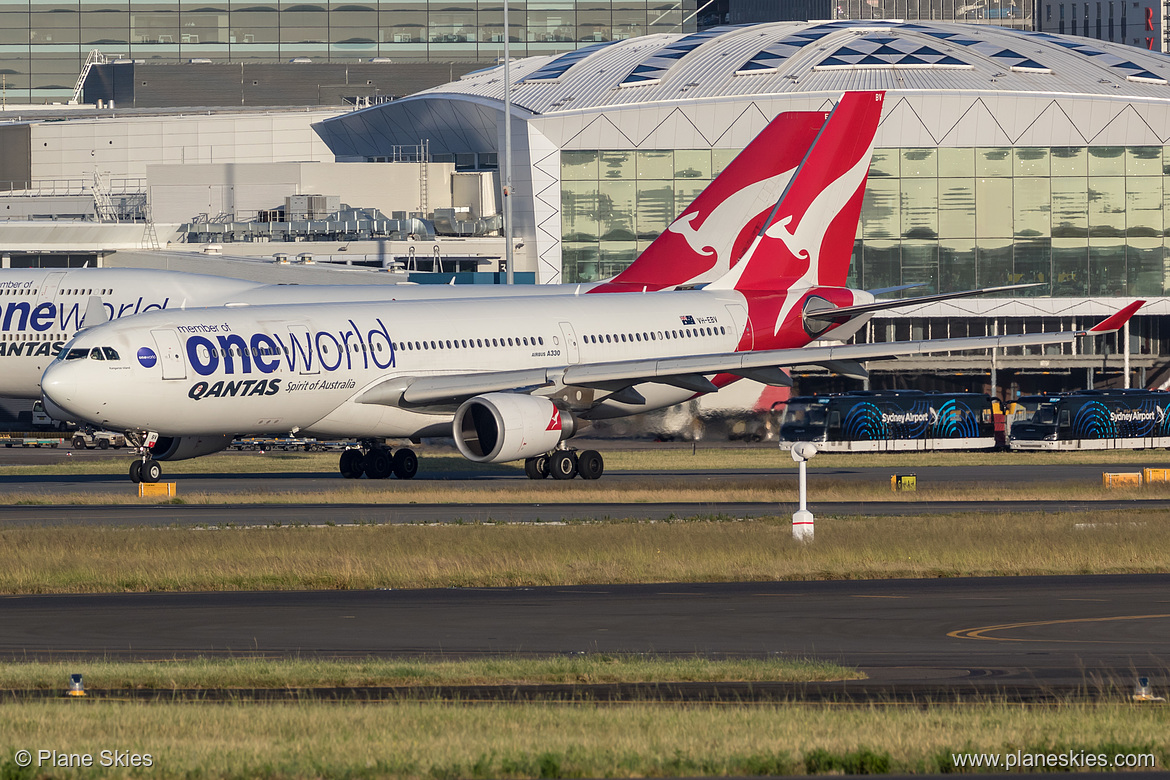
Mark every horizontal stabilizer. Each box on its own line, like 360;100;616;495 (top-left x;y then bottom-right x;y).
865;283;926;296
804;283;1042;324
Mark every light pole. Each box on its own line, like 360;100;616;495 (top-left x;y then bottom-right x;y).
790;442;817;541
502;0;514;285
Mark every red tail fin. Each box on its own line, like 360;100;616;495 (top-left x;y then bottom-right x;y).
590;110;827;292
710;91;885;292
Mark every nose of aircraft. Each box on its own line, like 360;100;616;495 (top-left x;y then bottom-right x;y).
41;360;86;422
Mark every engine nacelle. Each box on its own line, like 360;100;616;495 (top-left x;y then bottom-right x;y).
453;393;572;463
151;434;234;461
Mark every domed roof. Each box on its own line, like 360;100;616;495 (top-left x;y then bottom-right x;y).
422;20;1170;114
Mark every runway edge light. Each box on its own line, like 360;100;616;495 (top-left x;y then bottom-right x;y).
67;673;86;697
789;442;817;542
1133;676;1165;702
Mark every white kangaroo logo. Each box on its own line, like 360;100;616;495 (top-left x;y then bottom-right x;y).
666;168;795;279
762;144;875;281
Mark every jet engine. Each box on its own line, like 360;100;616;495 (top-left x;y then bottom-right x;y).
151;434;235;461
453;393;573;463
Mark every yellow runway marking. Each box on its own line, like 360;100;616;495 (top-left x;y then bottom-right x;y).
948;613;1170;642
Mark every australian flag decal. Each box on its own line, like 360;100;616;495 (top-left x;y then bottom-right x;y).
680;315;696;325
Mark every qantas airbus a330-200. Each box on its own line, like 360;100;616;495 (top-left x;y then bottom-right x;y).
42;91;1143;483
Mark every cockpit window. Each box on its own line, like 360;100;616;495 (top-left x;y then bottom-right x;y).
90;348;105;361
65;348;89;361
102;347;120;361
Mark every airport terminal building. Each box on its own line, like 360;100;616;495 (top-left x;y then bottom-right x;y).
315;19;1170;394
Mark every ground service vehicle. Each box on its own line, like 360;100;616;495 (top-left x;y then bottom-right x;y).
778;390;998;452
71;430;126;449
1009;389;1170;450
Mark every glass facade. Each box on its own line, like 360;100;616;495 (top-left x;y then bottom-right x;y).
0;0;694;101
561;144;1170;296
561;147;738;282
832;0;1034;29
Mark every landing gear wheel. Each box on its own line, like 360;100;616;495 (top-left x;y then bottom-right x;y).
392;448;418;479
524;454;550;480
549;450;578;480
339;448;364;479
141;459;162;483
577;450;604;480
364;448;394;480
129;460;142;483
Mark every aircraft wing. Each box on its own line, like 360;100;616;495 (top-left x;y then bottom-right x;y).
360;301;1143;407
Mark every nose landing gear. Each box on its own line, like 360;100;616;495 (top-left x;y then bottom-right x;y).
126;431;162;484
338;440;419;480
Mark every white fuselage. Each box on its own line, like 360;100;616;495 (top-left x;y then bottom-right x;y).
42;290;746;439
0;268;600;399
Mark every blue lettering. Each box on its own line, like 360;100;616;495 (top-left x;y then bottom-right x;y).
31;303;55;332
285;330;315;373
369;318;395;369
216;334;252;374
250;333;281;373
185;321;395;378
59;302;83;332
3;302;30;331
316;332;342;372
187;336;219;376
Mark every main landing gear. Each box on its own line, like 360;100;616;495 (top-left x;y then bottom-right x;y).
339;441;418;480
524;448;604;480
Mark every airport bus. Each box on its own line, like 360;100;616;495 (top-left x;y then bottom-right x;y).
1008;389;1170;450
777;390;998;452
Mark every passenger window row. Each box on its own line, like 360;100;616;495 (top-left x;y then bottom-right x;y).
1;288;36;296
2;332;63;342
395;336;545;352
60;288;111;296
584;326;725;345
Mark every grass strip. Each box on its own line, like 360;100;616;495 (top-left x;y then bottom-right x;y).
10;478;1170;506
2;510;1168;593
0;655;859;691
5;446;1170;478
0;701;1165;779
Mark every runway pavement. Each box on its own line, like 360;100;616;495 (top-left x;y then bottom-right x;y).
2;575;1168;697
1;461;1166;497
2;499;1170;526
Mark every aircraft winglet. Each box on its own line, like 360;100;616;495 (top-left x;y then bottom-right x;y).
1089;300;1144;333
